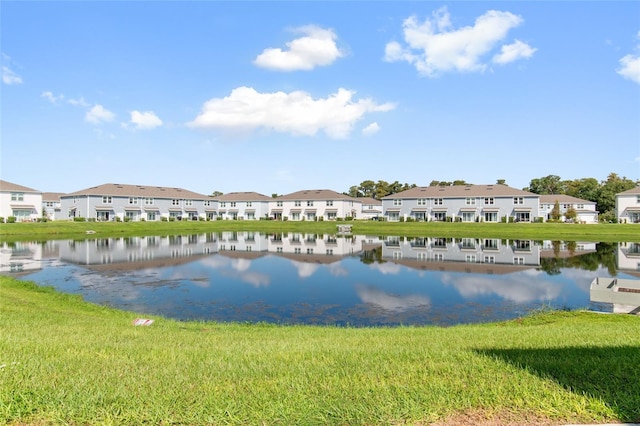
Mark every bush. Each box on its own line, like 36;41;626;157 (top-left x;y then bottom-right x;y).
161;216;168;222
124;217;131;222
345;216;354;221
169;217;175;222
7;216;16;223
0;217;4;224
73;217;85;222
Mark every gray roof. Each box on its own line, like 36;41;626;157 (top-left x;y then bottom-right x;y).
214;191;272;202
0;180;41;193
277;189;361;202
617;186;640;196
358;197;382;206
539;194;595;204
382;184;536;199
63;183;213;200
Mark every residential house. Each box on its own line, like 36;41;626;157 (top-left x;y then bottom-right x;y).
539;194;598;223
616;186;640;223
43;192;65;221
0;180;42;222
382;184;540;223
59;183;215;221
358;197;383;220
214;192;272;220
269;189;362;221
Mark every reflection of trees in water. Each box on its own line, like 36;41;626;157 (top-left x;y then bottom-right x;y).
360;246;385;265
539;242;618;277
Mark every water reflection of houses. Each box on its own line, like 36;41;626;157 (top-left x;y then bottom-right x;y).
617;242;640;279
380;237;541;272
540;241;597;259
0;241;52;274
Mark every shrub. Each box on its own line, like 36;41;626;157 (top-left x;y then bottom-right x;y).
124;217;131;222
7;216;16;223
73;217;85;222
161;216;168;222
0;217;4;223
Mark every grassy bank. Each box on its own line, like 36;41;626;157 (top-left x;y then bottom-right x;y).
1;277;639;425
1;220;638;242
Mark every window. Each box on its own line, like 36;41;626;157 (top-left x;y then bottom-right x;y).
484;239;499;250
307;201;314;207
185;200;193;206
393;199;402;206
102;196;112;204
45;201;54;207
128;197;138;204
220;202;226;207
11;193;24;201
204;200;211;206
246;201;252;207
295;201;301;207
306;248;314;254
172;199;180;206
417;198;426;206
326;249;334;255
147;212;157;221
277;201;283;207
484;197;494;205
326;200;333;206
465;198;476;205
434;198;443;205
577;203;584;209
294;248;301;254
461;212;475;222
484;256;495;263
513;257;525;265
465;255;476;263
125;211;137;221
144;198;154;205
433;211;446;222
484;212;498;222
513;197;524;205
230;202;236;207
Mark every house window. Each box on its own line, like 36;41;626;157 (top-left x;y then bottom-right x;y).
291;212;300;221
294;248;301;254
393;199;402;206
144;198;154;205
326;200;333;206
185;200;193;206
417;198;426;206
45;201;54;207
230;202;236;207
484;197;494;205
172;199;180;206
11;193;24;201
295;201;301;207
147;212;157;221
102;196;112;204
277;201;283;207
204;200;211;207
433;211;446;222
246;201;252;207
125;211;137;221
513;197;524;205
484;212;498;222
461;212;475;222
484;256;495;263
465;198;475;205
326;249;333;255
306;248;314;255
129;197;138;204
307;201;314;207
513;257;525;265
465;255;476;263
434;198;443;205
577;204;584;209
220;202;226;207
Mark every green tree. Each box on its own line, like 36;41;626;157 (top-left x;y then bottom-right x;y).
496;179;507;185
564;178;600;202
596;173;637;220
210;191;223;197
525;175;566;194
565;205;577;223
551;201;562;221
347;185;361;198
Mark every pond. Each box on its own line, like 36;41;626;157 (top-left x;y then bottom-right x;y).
2;232;639;326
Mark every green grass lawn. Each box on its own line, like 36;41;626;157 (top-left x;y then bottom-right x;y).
1;220;638;243
1;277;639;425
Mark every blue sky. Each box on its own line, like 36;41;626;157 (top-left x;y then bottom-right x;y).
2;1;639;197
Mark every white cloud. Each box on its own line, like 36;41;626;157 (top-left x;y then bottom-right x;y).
188;86;395;139
493;40;537;64
41;91;64;104
362;122;380;136
617;31;640;84
385;7;534;77
2;65;22;85
85;104;115;124
68;97;90;107
254;25;345;71
129;110;163;129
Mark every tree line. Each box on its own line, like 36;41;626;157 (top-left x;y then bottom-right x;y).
343;173;637;222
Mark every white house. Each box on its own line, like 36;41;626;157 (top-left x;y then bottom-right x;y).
539;194;598;223
214;192;272;220
269;189;362;221
0;180;43;222
43;192;65;221
616;186;640;224
358;197;383;220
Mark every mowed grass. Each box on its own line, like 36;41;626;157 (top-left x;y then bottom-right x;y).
1;220;639;243
1;277;639;425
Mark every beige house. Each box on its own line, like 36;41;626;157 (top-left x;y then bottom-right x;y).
214;192;272;220
270;189;362;221
0;180;42;222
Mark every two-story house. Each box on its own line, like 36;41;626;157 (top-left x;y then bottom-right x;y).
358;197;383;220
214;192;272;220
539;194;598;223
269;189;362;221
382;184;540;222
616;186;640;223
59;183;216;221
43;192;65;221
0;180;43;222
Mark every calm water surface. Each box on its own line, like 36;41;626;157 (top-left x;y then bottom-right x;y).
2;232;638;326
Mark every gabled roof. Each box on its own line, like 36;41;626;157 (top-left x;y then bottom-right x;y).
358;197;382;206
617;186;640;196
381;184;536;199
0;180;41;193
43;192;65;202
539;194;595;204
214;191;272;202
62;183;213;200
277;189;361;202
